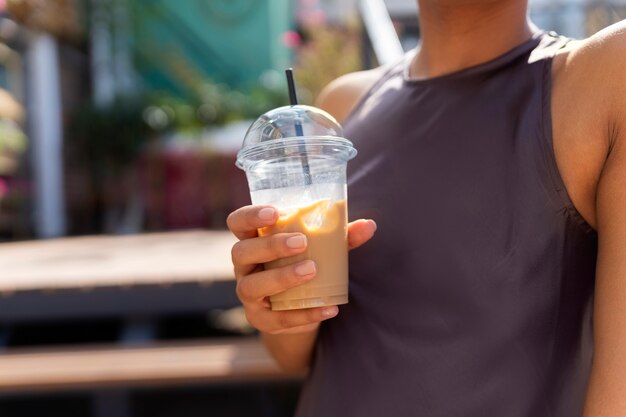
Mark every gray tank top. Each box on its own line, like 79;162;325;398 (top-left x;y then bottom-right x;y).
295;32;598;417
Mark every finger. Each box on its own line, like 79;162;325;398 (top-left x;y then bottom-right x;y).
231;232;308;268
348;219;377;250
227;205;278;240
236;260;316;302
234;263;263;283
253;306;339;334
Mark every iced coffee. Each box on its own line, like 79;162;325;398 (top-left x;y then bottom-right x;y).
259;199;348;310
237;104;357;311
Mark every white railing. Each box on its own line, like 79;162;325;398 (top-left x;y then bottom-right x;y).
27;33;66;238
358;0;405;65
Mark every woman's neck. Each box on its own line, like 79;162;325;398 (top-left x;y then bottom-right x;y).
411;0;535;79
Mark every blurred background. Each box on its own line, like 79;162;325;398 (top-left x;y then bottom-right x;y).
0;0;624;416
0;0;625;240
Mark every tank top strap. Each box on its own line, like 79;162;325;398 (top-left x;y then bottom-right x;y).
366;54;408;94
530;31;572;62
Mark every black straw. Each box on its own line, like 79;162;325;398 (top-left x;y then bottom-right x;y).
285;68;312;185
286;68;299;106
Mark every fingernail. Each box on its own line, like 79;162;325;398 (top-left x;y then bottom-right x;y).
294;260;316;276
322;306;339;318
286;235;306;249
258;207;276;221
368;219;377;231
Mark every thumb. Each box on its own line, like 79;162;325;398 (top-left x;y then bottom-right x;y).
348;219;377;250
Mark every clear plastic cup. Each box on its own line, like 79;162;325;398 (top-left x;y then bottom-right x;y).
236;105;357;311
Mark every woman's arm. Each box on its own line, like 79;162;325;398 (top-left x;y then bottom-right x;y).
582;21;626;417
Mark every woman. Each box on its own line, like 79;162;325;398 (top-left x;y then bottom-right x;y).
228;1;626;415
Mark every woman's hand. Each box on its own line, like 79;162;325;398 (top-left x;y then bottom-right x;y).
227;205;376;335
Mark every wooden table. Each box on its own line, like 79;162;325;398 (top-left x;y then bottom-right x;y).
0;230;237;292
0;231;240;322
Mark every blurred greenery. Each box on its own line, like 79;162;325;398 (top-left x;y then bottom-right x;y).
65;80;285;233
68;79;287;171
294;21;364;103
145;80;288;133
0;119;27;176
69;97;154;180
0;120;26;155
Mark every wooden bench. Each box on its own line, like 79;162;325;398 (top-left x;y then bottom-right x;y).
0;337;303;417
0;338;302;393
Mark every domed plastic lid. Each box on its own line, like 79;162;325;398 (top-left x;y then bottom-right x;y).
236;105;356;169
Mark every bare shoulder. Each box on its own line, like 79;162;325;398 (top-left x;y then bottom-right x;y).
572;19;626;58
553;20;626;145
315;66;387;124
556;20;626;104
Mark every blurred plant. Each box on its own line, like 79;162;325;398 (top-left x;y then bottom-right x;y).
0;119;26;218
68;80;286;185
66;83;285;233
0;119;26;176
0;88;26;208
0;87;26;222
69;97;156;176
143;80;288;133
66;96;156;233
294;21;364;103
